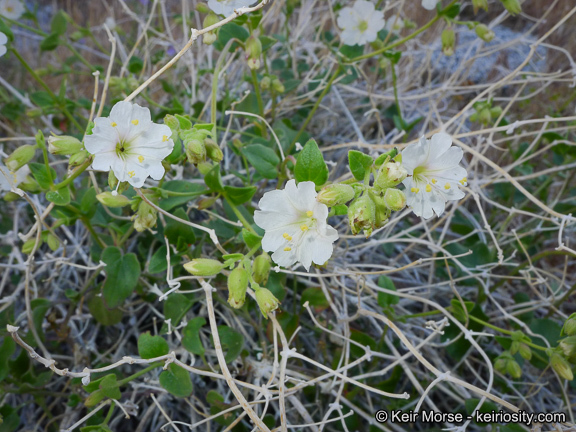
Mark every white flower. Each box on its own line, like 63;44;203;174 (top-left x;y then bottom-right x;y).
422;0;440;10
0;0;25;19
207;0;254;16
0;162;29;191
401;132;467;219
0;32;7;57
254;180;339;271
337;0;385;46
384;17;405;35
84;101;174;188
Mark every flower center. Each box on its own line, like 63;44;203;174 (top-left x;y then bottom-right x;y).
357;20;369;33
6;6;13;12
115;139;131;159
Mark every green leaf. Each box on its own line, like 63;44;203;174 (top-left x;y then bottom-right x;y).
0;337;15;383
80;187;98;216
215;22;250;51
30;91;53;108
0;405;20;432
450;298;474;322
31;298;51;341
40;33;60;51
138;332;169;359
348;150;373;181
101;247;141;308
46;187;70;206
163;293;193;327
99;374;121;400
205;165;224;192
377;276;399;308
149;246;169;274
128;56;144;74
182;317;207;356
164;207;196;251
294;139;328;186
159;180;205;211
29;163;56;190
440;2;460;19
87;296;123;326
301;287;329;311
242;228;261;249
259;35;277;52
241;144;280;179
50;10;68;35
174;114;192;130
80;426;113;432
224;185;257;205
159;364;193;398
217;326;244;363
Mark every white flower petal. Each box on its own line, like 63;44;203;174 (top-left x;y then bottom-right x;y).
0;45;6;58
0;32;8;45
91;152;116;172
421;0;439;10
354;0;375;16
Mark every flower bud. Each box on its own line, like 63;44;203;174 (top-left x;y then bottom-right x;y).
197;196;219;210
245;36;262;61
205;138;223;163
96;191;131;208
4;145;37;172
133;201;157;232
196;3;210;13
253;252;271;285
506;359;522;379
559;336;576;359
490;106;503;119
184;138;206;165
501;0;521;15
202;13;219;45
203;32;217;45
371;193;391;228
261;76;271;90
441;28;455;57
317;184;355;207
494;357;507;374
247;58;261;70
254;286;280;318
184;258;224;276
348;194;376;237
383;188;406;211
549;351;574;381
374;161;408;191
472;0;488;13
197;161;214;175
228;267;249;309
479;108;492;125
518;343;532;360
562;314;576;336
69;149;89;167
48;135;83;155
475;24;495;43
46;233;60;252
164;114;180;136
272;78;285;94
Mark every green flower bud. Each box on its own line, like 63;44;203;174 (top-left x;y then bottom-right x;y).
254;286;280;318
164;114;180;135
253;252;271;286
46;233;60;252
501;0;521;15
84;390;106;408
441;28;455;57
479;108;492;125
494;357;507;374
205;138;223;163
96;191;131;208
197;161;214;175
246;35;262;61
562;314;576;336
490;106;503;119
510;340;520;355
18;175;40;193
203;32;217;45
475;24;495;43
247;58;261;70
261;76;271;90
133;201;157;232
317;184;355;207
506;359;522;379
472;0;488;13
48;135;83;155
203;12;219;29
198;196;219;210
348;194;376;237
69;149;89;167
184;138;206;165
518;343;532;360
383;188;406;211
4;145;37;172
195;3;210;13
549;351;574;381
374;161;408;191
371;193;391;228
3;192;20;202
272;78;285;94
559;336;576;359
183;258;224;276
227;267;249;309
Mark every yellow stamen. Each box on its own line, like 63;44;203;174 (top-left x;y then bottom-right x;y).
300;225;309;232
411;187;420;193
128;171;135;178
162;135;168;142
131;119;139;125
138;155;144;163
284;247;292;251
431;178;437;184
460;177;467;185
444;183;451;190
425;184;432;192
111;122;117;127
282;233;292;241
306;211;313;217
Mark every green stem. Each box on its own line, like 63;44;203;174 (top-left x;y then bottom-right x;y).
117;362;162;386
11;49;83;131
81;216;105;248
390;62;404;132
156;188;210;197
53;157;93;190
251;69;265;117
103;401;115;425
225;197;256;234
466;315;547;352
290;65;342;152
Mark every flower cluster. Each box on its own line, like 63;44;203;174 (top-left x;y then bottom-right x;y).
337;0;385;46
84;101;174;189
